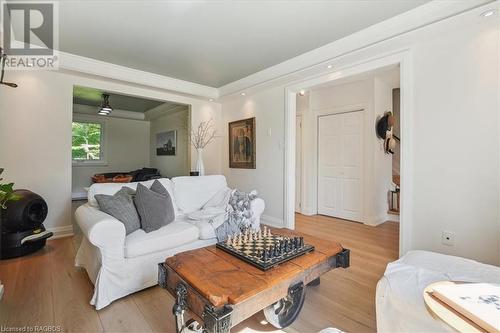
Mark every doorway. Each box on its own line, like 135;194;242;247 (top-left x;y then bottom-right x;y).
285;51;411;255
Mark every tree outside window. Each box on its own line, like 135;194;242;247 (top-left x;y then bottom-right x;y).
72;121;103;161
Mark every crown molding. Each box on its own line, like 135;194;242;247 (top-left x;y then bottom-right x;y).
59;52;219;99
144;103;188;120
218;0;495;97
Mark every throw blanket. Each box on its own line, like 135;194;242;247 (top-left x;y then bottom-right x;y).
186;188;258;242
213;190;258;241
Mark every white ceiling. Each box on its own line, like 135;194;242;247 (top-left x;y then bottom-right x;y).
58;0;431;87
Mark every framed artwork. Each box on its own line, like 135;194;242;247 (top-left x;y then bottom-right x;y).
156;130;176;156
229;117;256;169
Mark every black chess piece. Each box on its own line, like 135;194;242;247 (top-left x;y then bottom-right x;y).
262;249;268;261
299;237;304;247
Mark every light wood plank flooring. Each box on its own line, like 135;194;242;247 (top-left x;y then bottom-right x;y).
0;214;399;333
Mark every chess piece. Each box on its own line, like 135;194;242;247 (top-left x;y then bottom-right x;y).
258;228;262;239
263;226;267;237
238;234;243;246
267;228;272;237
299;237;304;247
226;235;232;245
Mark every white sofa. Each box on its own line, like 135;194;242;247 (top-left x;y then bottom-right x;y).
376;250;500;333
75;175;265;310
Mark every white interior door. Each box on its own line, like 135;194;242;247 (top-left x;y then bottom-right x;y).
318;111;363;222
295;116;302;212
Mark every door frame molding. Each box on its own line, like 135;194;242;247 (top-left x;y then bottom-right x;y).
295;114;303;213
284;49;413;256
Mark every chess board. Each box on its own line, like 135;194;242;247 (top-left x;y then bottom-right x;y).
216;230;315;271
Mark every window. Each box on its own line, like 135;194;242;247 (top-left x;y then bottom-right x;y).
72;119;106;164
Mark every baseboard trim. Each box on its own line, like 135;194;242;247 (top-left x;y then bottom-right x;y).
364;214;388;226
300;207;317;216
387;213;400;222
47;225;74;239
260;215;284;228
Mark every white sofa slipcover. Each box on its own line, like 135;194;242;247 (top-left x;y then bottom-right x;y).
376;250;500;333
75;175;265;310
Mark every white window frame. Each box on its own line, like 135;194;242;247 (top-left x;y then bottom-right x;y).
72;114;108;166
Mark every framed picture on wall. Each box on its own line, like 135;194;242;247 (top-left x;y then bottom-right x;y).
156;130;176;156
229;117;256;169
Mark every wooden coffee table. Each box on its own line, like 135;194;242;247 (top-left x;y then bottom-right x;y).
158;228;350;333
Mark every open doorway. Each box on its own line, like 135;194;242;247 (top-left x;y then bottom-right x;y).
295;65;400;226
70;86;191;232
284;51;413;255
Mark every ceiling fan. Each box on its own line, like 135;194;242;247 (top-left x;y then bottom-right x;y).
0;47;18;88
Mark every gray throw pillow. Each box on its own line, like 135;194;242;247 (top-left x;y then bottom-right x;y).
134;180;175;233
94;187;140;235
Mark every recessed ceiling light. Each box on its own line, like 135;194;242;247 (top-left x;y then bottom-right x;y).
481;9;496;17
298;90;306;96
209;98;214;102
327;64;333;69
240;92;246;96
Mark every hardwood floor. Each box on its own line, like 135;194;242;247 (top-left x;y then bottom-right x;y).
0;214;399;333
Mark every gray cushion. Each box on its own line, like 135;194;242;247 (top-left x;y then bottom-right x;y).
95;187;140;235
134;180;175;233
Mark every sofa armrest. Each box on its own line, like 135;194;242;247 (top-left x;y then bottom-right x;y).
251;198;265;228
75;204;126;263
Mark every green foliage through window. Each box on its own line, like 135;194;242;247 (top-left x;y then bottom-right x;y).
72;121;102;161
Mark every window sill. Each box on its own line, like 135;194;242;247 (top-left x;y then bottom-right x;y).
72;161;108;167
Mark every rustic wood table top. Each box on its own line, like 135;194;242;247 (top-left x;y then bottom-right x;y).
165;228;344;307
159;228;349;333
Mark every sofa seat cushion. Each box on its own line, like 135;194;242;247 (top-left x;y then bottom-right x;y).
124;221;199;258
176;215;217;240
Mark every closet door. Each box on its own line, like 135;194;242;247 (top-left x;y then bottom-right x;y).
318;111;363;222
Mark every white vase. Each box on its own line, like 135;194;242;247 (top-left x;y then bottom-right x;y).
195;148;205;176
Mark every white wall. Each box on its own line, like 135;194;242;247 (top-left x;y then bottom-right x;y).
220;8;499;264
221;86;285;223
150;108;190;178
0;69;222;233
71;111;151;196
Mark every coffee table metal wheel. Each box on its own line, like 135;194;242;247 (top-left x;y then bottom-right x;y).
263;282;306;329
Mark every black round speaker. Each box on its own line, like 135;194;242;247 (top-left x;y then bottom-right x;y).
2;189;48;232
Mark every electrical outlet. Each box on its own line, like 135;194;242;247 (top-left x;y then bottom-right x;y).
442;231;455;246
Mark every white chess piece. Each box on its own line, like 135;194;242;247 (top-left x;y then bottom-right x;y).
227;235;232;245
